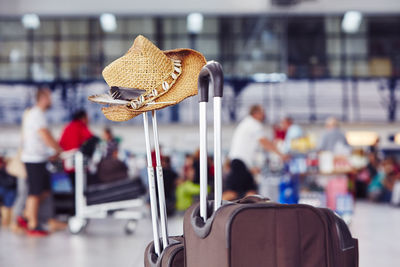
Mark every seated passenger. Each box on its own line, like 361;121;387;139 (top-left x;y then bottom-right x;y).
176;155;200;211
161;156;178;215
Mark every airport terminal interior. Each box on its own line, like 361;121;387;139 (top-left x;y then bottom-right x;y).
0;0;400;266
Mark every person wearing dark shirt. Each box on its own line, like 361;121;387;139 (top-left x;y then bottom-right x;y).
161;156;178;215
0;156;17;227
103;127;119;159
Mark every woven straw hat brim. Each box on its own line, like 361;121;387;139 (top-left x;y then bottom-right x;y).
102;48;206;122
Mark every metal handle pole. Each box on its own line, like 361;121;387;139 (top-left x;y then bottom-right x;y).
199;102;208;221
143;112;161;256
74;151;84;217
213;97;222;211
198;61;224;216
151;110;169;248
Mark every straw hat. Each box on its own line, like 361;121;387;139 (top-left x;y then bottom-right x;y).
89;35;206;121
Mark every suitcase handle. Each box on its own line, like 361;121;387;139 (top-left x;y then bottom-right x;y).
198;61;224;102
198;61;224;221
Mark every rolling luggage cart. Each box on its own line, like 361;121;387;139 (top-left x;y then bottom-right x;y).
67;151;144;234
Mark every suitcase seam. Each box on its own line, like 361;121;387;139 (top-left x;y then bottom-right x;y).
296;209;303;267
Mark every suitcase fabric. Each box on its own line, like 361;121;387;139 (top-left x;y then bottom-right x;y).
184;197;358;267
144;236;184;267
183;61;358;267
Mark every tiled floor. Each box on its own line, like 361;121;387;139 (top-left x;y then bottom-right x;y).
0;202;399;267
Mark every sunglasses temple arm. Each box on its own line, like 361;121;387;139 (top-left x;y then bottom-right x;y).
143;112;161;256
152;110;169;248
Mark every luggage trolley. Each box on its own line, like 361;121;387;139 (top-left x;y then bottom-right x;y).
68;151;144;234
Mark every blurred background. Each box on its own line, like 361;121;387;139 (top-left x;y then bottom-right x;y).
0;0;399;267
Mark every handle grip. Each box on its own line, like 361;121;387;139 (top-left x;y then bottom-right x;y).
198;61;223;102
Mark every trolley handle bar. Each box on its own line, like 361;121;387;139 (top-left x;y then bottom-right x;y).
198;61;224;103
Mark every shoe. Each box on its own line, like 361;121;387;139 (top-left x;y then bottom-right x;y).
16;216;28;230
26;226;49;237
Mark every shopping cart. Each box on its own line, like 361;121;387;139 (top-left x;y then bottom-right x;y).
67;151;145;234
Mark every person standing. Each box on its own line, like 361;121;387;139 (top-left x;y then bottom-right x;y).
59;109;93;187
102;127;119;159
318;117;348;152
21;87;63;236
281;116;304;154
224;105;287;200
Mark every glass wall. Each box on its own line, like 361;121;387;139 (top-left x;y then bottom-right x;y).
1;15;399;82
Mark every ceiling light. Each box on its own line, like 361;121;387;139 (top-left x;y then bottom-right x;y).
21;14;40;30
342;11;363;34
346;131;378;146
100;13;117;32
187;13;203;34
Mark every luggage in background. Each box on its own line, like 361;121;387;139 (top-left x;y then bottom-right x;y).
299;191;327;208
391;181;400;206
279;173;299;204
183;61;359;267
259;174;280;203
96;157;128;183
326;176;348;210
336;193;354;224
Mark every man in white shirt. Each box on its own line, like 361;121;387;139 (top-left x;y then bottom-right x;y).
224;105;286;200
21;88;63;236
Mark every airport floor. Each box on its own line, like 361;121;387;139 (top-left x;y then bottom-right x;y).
0;201;399;267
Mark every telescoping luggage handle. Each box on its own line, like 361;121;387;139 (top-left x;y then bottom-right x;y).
142;110;169;256
198;61;224;222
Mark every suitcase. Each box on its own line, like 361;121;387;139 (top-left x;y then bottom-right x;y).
183;61;359;267
391;181;400;206
145;236;184;267
326;176;348;210
142;110;185;267
278;173;299;204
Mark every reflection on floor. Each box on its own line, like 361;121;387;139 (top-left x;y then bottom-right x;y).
0;201;399;267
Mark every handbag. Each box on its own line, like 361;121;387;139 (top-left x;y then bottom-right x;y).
0;169;17;189
6;150;27;179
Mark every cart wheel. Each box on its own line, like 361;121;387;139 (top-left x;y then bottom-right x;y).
125;220;137;235
68;217;88;235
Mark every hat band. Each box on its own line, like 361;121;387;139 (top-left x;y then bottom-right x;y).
129;59;182;110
